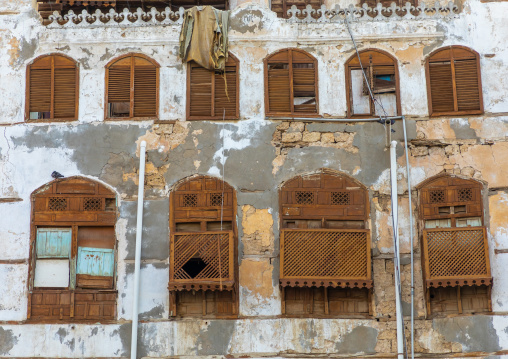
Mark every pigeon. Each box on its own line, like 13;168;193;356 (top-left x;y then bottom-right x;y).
51;171;64;179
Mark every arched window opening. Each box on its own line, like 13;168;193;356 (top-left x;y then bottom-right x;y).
426;46;483;116
28;177;117;322
345;49;400;118
26;54;78;121
279;169;372;317
169;176;238;318
187;53;239;120
265;49;319;117
105;54;159;119
419;174;491;316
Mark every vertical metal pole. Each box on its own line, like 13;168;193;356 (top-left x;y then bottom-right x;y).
131;140;147;359
390;141;404;359
402;117;415;359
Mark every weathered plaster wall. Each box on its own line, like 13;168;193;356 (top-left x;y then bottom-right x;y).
1;0;508;357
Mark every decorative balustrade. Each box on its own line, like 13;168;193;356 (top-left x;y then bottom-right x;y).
169;231;235;291
280;228;372;288
44;2;459;28
422;227;492;288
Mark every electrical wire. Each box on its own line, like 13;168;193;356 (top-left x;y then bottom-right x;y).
346;14;408;359
344;16;390;121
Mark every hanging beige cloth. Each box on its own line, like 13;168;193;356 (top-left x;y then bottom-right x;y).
179;6;230;71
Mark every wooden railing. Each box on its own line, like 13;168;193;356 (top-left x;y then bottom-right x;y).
169;231;234;291
422;227;491;287
280;229;372;288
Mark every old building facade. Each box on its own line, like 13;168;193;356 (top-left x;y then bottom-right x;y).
1;0;508;357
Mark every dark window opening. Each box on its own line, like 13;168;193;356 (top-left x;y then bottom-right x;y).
181;258;208;278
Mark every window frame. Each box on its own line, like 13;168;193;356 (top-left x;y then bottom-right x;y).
169;175;239;318
425;45;484;117
28;177;118;322
264;48;320;118
25;53;79;122
104;53;160;121
417;173;492;316
186;52;240;121
279;169;372;317
345;48;401;118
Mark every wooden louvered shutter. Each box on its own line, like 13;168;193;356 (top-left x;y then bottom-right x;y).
108;67;130;105
214;60;237;118
292;65;316;113
267;65;291;113
455;59;481;112
28;55;77;120
134;65;157;117
428;63;454;113
428;47;482;116
29;68;51;114
189;64;213;117
54;68;76;118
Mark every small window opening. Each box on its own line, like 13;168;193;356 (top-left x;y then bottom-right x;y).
181;258;207;278
438;206;451;214
105;198;116;211
454;205;467;214
176;222;202;232
108;103;130;118
206;221;232;231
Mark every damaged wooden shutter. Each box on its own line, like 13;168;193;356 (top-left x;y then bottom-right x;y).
107;62;131;105
27;55;78;120
266;49;318;116
76;226;115;289
427;46;483;116
107;54;159;119
214;58;238;118
187;53;239;120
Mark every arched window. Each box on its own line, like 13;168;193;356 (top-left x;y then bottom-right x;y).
271;0;323;18
279;169;372;316
345;49;400;118
28;177;117;322
265;49;319;117
105;53;159;119
426;46;483;116
187;53;239;120
26;54;78;121
169;176;238;318
418;174;491;316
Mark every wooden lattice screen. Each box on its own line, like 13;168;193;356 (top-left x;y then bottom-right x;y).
280;229;372;288
279;170;372;290
169;231;234;291
423;228;491;288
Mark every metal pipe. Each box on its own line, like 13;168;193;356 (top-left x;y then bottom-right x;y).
402;116;415;359
390;140;404;359
131;140;147;359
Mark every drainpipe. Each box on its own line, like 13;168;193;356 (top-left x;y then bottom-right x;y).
131;140;147;359
390;140;404;359
402;117;415;359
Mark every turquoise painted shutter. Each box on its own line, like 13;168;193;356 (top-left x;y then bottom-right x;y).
77;247;114;276
36;228;72;258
